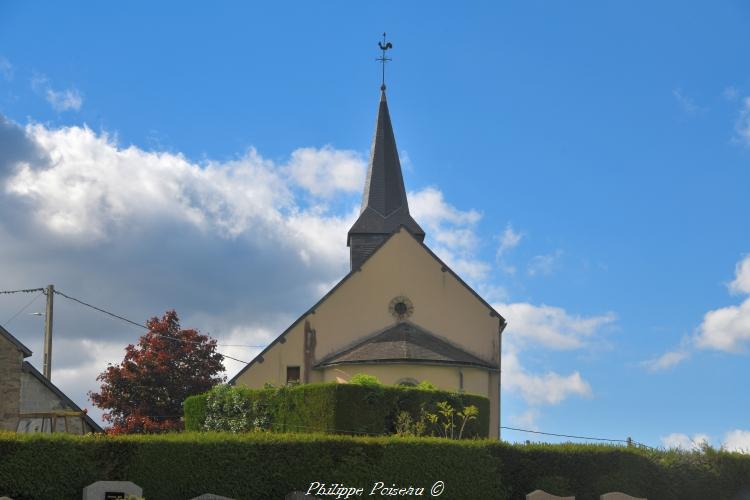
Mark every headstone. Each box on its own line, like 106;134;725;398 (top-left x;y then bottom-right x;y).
526;490;575;500
82;481;142;500
600;493;646;500
190;495;236;500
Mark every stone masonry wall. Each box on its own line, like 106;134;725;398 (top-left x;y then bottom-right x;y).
0;335;22;431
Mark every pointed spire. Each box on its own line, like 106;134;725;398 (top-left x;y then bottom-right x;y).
360;89;409;217
347;89;425;269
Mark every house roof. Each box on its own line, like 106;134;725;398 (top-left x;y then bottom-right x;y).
315;321;499;370
229;226;507;385
348;89;424;244
22;361;103;433
0;324;32;358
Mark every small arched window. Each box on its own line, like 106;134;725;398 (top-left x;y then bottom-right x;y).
396;377;419;387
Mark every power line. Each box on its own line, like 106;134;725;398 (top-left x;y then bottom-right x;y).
501;425;653;449
50;289;254;364
0;288;45;294
2;292;43;327
54;289;147;330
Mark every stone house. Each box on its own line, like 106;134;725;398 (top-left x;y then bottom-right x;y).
0;325;102;434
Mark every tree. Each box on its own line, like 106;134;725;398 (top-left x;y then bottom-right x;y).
89;310;225;434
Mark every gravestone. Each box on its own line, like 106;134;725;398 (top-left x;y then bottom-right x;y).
526;490;575;500
190;495;236;500
600;493;646;500
82;481;142;500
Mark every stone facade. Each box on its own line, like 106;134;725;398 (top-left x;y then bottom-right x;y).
0;333;22;431
0;325;101;433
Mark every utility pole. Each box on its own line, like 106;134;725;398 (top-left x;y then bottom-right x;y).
43;284;54;380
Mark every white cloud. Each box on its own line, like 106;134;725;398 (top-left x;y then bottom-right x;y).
729;255;750;295
693;255;750;352
46;88;83;112
30;74;83;112
645;255;750;369
723;430;750;453
0;116;608;429
724;86;739;101
528;250;563;277
409;187;488;281
661;432;710;451
502;349;592;406
508;409;540;431
695;297;750;352
735;97;750;147
0;56;12;81
286;146;365;198
673;88;703;115
641;349;691;372
497;224;522;256
498;302;615;350
497;301;613;408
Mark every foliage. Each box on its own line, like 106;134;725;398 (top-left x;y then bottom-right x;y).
415;380;437;390
89;310;225;434
185;382;489;438
348;373;382;387
4;432;750;500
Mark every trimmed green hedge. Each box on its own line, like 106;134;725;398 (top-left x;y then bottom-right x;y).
185;382;490;438
2;432;750;500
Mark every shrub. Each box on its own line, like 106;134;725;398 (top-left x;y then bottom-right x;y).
3;433;750;500
184;382;490;438
416;380;437;390
348;373;382;387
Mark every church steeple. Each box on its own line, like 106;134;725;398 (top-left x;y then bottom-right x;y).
347;88;425;270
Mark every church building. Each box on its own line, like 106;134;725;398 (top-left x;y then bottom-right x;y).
231;85;507;438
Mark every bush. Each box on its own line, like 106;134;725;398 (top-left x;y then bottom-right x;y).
184;382;490;438
349;373;382;386
3;433;750;500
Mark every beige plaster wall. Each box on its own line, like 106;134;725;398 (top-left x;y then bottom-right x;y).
320;364;490;396
234;228;503;437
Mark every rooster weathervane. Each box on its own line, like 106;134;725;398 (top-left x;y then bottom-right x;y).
376;32;393;91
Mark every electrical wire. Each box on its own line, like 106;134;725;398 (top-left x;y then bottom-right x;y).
0;288;45;294
50;289;254;364
2;291;43;327
501;425;653;449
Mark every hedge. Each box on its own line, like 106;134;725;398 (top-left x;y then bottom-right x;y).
184;382;490;438
2;432;750;500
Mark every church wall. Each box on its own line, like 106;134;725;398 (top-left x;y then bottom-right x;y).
310;229;502;364
233;228;502;436
235;321;307;388
320;364;490;396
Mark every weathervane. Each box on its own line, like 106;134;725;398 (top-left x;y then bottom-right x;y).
376;32;393;91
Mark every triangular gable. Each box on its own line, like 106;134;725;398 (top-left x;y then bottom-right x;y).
229;226;506;384
0;324;32;358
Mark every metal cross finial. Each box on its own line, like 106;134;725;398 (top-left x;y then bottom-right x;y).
376;32;393;91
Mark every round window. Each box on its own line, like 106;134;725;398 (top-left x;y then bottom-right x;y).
389;296;414;320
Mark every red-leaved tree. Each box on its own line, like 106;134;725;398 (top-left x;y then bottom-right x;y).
89;310;225;434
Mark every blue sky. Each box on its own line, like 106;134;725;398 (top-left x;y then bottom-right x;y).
1;1;749;449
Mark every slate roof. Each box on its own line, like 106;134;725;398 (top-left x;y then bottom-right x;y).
0;324;32;358
348;90;425;243
315;321;498;370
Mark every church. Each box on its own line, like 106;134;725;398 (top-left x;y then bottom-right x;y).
231;83;507;439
